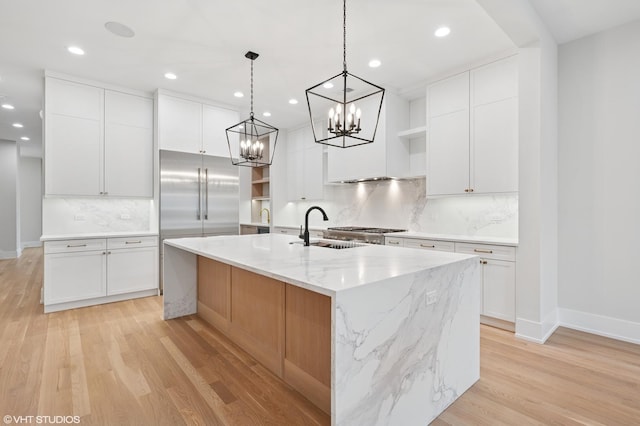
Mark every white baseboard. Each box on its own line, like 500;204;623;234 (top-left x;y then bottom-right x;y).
0;250;18;260
515;309;559;344
22;241;42;249
558;308;640;345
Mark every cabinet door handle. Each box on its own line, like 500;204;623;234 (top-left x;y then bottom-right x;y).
197;168;202;220
420;244;436;248
464;189;469;193
474;248;493;254
480;260;488;264
102;251;106;255
125;240;142;244
388;241;400;245
66;244;87;248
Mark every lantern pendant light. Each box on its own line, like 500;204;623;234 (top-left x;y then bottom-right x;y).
305;0;385;148
226;51;279;167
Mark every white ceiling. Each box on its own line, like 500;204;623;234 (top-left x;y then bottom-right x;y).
529;0;640;44
1;0;640;157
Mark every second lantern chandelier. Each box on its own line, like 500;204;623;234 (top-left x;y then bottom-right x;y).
305;0;385;148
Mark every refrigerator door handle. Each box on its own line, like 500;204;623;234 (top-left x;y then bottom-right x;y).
205;168;209;220
197;167;202;220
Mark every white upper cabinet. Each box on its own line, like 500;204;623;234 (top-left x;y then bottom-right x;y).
326;92;409;182
287;125;324;201
202;104;239;158
157;92;239;157
427;56;518;196
45;78;104;196
158;95;202;153
470;57;519;194
427;72;470;196
45;76;154;197
104;91;154;197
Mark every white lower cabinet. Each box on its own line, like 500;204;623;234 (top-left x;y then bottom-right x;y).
44;250;107;305
455;242;516;325
481;259;516;321
44;236;158;312
387;236;516;328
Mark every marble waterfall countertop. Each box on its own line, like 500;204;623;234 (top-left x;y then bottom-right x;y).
163;233;481;425
163;233;477;296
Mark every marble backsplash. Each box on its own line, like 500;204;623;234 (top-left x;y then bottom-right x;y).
42;198;155;235
275;178;518;239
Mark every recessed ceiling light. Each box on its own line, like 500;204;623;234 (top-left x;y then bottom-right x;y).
234;91;244;98
368;59;381;68
12;123;23;128
435;27;451;38
20;136;30;141
67;46;85;55
323;82;334;89
288;99;298;105
1;103;14;110
164;72;177;80
104;21;135;38
263;112;271;117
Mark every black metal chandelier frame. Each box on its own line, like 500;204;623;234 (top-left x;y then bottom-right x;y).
305;0;385;148
226;51;279;167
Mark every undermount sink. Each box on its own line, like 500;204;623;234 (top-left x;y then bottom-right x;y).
309;240;364;249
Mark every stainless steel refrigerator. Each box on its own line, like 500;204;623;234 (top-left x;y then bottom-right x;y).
159;150;239;287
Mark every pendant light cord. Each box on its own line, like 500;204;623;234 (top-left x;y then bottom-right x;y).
250;58;254;118
343;0;347;72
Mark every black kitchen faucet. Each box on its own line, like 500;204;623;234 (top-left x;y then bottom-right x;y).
300;206;329;246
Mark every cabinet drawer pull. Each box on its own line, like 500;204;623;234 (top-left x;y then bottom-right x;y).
125;240;142;244
66;244;87;248
420;244;435;248
388;241;400;245
474;248;493;254
480;260;488;265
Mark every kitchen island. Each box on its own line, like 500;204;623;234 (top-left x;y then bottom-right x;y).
163;234;480;425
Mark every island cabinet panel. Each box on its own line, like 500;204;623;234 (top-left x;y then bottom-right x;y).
284;284;331;414
229;267;285;377
197;257;231;332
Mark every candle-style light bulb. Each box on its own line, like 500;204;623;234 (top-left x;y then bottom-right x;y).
336;104;342;115
328;108;334;131
356;108;362;119
350;103;356;115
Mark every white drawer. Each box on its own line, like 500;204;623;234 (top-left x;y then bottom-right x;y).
385;237;404;247
107;236;158;250
455;242;516;261
44;238;107;254
404;238;455;252
274;227;299;236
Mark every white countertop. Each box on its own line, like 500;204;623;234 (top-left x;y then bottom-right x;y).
164;234;476;296
240;222;270;227
388;231;518;247
41;231;159;242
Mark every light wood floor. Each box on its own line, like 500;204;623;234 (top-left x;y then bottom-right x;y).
2;248;640;425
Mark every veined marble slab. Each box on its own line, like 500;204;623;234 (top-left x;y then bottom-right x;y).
162;234;480;425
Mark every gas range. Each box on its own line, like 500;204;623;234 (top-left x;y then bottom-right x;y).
322;226;406;245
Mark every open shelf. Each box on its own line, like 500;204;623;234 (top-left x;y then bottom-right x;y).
397;126;427;140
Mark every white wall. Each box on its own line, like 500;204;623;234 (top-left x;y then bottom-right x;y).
0;140;19;258
19;156;42;247
558;19;640;343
